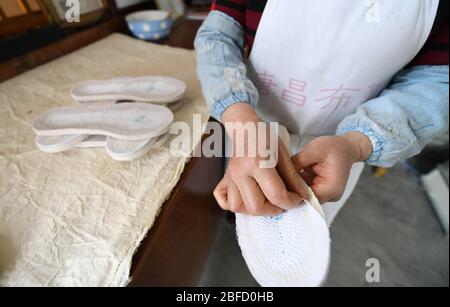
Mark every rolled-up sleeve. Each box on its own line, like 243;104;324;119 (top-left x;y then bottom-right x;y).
194;11;259;121
337;65;449;168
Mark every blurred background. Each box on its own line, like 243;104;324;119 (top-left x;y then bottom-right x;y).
1;0;448;287
0;0;212;66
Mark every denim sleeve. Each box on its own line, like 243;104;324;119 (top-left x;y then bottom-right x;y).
337;65;449;168
194;11;259;121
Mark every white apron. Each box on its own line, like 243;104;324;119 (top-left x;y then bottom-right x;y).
248;0;439;223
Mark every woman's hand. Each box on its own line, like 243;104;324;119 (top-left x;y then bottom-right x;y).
213;103;305;216
292;133;373;204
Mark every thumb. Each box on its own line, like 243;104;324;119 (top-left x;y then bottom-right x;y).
276;140;305;197
213;178;229;210
291;145;325;172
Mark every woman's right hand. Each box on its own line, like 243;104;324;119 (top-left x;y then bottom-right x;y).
213;103;306;216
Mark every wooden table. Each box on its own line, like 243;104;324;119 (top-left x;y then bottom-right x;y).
1;17;224;286
130;132;224;286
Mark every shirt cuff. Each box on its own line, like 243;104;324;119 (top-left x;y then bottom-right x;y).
211;92;257;121
336;119;386;165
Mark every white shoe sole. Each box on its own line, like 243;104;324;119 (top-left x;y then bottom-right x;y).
32;103;173;141
36;132;170;161
236;125;331;287
106;133;170;161
71;76;186;104
236;202;330;287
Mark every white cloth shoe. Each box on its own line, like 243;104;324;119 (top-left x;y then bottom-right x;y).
236;197;330;287
235;126;331;287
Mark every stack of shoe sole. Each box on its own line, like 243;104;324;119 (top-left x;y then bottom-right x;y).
33;76;186;161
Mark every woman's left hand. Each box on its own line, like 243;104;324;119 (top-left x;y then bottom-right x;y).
291;132;373;204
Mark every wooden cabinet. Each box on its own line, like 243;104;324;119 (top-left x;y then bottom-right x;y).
0;0;49;38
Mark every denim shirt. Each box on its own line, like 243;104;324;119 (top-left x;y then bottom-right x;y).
195;11;449;168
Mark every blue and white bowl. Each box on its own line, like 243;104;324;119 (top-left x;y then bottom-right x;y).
126;10;173;41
